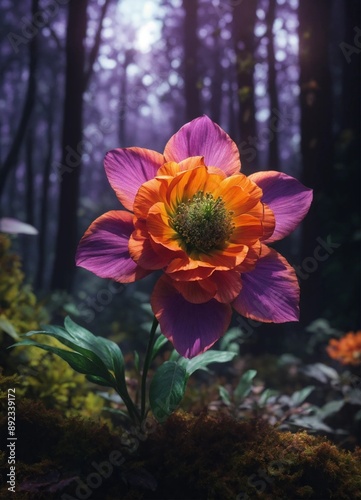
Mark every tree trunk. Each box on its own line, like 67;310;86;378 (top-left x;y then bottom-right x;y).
51;0;88;291
342;0;360;134
25;127;35;226
232;0;258;172
36;103;54;290
183;0;201;121
298;0;333;323
265;0;280;170
209;32;223;125
51;0;113;291
0;0;39;199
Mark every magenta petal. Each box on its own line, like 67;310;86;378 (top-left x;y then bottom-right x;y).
249;171;313;243
104;147;164;211
151;275;232;358
232;247;300;323
164;115;241;176
76;210;150;282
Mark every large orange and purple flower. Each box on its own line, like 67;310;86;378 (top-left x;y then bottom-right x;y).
76;116;312;358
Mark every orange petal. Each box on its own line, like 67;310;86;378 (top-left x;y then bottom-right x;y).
129;221;175;270
171;279;217;304
231;214;263;245
156;161;182;177
204;269;242;303
166;166;224;212
199;244;248;270
166;256;215;280
236;241;262;273
260;203;275;241
147;202;182;251
215;173;263;200
133;177;171;219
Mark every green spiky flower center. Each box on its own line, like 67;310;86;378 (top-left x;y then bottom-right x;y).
171;191;234;253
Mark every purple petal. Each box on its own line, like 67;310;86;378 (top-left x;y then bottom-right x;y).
0;217;38;235
151;275;232;358
104;147;164;211
249;171;313;243
76;210;150;282
232;246;300;323
164;115;241;176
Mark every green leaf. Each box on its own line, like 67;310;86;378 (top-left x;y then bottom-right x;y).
258;388;279;407
179;350;237;376
234;369;257;403
290;386;315;407
169;349;180;362
317;400;344;419
15;339;112;381
22;327;112;376
86;374;114;387
15;318;139;422
151;334;168;362
0;318;19;341
219;327;242;350
219;386;231;406
149;361;187;423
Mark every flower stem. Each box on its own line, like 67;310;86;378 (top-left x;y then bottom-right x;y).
140;316;159;421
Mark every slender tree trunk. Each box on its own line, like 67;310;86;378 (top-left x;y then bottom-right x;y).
209;32;222;124
51;0;112;291
25;127;35;226
51;0;88;291
298;0;333;323
266;0;280;170
183;0;201;121
0;0;39;199
232;0;257;172
342;0;360;134
36;103;54;290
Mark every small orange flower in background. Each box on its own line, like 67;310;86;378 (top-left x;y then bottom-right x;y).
326;331;361;366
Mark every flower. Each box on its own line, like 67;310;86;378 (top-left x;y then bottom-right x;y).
326;331;361;366
76;116;312;358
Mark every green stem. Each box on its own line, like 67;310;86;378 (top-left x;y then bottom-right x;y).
117;383;141;425
140;317;159;421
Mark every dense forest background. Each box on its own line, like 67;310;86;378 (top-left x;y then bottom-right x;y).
0;0;360;343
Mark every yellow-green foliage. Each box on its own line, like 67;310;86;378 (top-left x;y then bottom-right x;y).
17;344;106;419
0;235;47;337
0;235;105;420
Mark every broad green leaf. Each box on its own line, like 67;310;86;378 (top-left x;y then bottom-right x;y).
149;361;187;423
151;334;169;362
95;336;125;381
219;327;243;350
86;374;114;387
15;339;112;381
22;328;111;375
64;316;116;365
258;388;279;407
169;349;180;362
290;386;315;407
0;318;19;340
234;369;257;403
219;386;231;406
179;350;237;376
317;400;344;419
